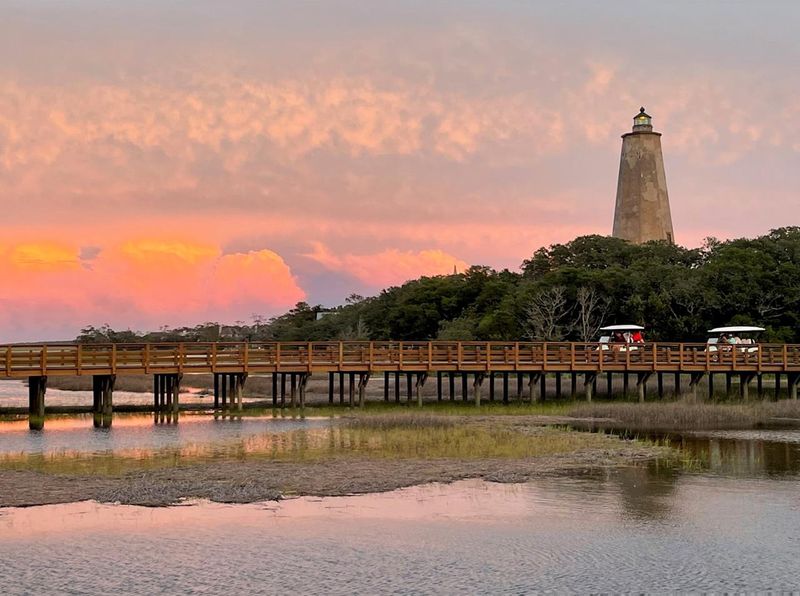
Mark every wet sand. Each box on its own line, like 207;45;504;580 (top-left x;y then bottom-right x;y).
0;430;664;507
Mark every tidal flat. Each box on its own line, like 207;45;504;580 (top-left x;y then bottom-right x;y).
0;413;670;507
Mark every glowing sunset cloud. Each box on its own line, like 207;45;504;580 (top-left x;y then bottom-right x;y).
0;2;798;340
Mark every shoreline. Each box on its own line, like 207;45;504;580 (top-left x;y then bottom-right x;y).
0;417;670;507
0;447;665;509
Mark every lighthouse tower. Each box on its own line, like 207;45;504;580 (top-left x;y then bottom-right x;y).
612;107;674;244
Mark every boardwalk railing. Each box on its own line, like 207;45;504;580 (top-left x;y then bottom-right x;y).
3;341;800;378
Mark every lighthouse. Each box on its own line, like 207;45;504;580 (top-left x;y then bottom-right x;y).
612;107;674;244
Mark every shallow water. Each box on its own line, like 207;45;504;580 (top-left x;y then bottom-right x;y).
0;378;210;408
1;474;799;593
1;415;800;593
0;413;328;457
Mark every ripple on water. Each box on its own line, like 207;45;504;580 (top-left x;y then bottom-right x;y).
1;477;799;593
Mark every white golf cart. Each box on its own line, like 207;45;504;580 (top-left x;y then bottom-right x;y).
597;324;646;351
706;325;764;354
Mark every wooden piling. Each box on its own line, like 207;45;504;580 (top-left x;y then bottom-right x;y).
502;373;509;405
637;373;650;403
329;372;335;404
290;373;297;408
272;373;278;408
473;373;485;407
394;371;400;403
449;372;456;401
299;373;308;409
584;373;595;402
27;376;47;430
349;373;355;407
384;371;390;402
436;371;443;402
489;372;495;402
358;373;368;408
416;373;427;407
461;373;468;401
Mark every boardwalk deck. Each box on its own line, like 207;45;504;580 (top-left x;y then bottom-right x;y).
3;341;799;428
3;340;800;378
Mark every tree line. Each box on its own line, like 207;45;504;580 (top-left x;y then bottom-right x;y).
77;227;800;344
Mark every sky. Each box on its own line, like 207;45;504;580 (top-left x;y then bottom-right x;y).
1;1;799;341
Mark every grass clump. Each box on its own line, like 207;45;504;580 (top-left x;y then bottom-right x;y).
569;400;800;431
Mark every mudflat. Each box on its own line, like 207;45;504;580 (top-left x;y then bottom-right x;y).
0;417;668;507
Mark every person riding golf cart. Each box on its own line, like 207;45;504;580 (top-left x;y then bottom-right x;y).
706;326;764;354
597;324;645;351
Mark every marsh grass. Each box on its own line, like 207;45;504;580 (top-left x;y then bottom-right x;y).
0;414;631;476
569;400;800;431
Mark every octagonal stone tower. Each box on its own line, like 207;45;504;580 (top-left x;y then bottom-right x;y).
612;107;674;244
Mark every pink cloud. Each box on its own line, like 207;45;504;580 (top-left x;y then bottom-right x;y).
0;240;304;340
304;242;469;287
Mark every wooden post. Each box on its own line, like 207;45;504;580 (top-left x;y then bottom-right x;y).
741;373;754;401
657;373;664;399
516;373;524;402
489;372;495;402
757;373;763;399
329;372;335;404
280;373;286;408
637;373;651;403
416;372;427;407
789;373;799;400
102;375;116;428
473;373;485;407
358;373;369;408
28;376;47;430
290;373;297;408
449;372;456;401
502;373;509;405
340;372;346;405
272;373;278;408
584;373;595;402
461;373;468;401
394;371;400;403
406;372;413;403
708;373;714;399
94;375;104;427
214;373;220;409
675;372;682;397
234;373;243;411
605;372;612;397
384;371;390;402
299;373;308;409
570;372;577;398
221;373;228;408
436;371;443;402
349;373;355;407
529;373;541;403
775;373;781;400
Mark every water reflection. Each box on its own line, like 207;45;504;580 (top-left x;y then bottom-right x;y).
1;477;799;593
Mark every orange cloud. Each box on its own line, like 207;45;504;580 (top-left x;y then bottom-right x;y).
0;240;304;339
305;242;469;287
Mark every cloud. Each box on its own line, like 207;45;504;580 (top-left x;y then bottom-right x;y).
304;242;469;287
0;240;304;340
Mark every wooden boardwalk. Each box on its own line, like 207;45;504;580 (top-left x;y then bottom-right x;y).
2;341;799;428
4;340;800;377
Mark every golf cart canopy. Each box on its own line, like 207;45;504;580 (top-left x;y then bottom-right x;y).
599;324;645;332
708;326;765;333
